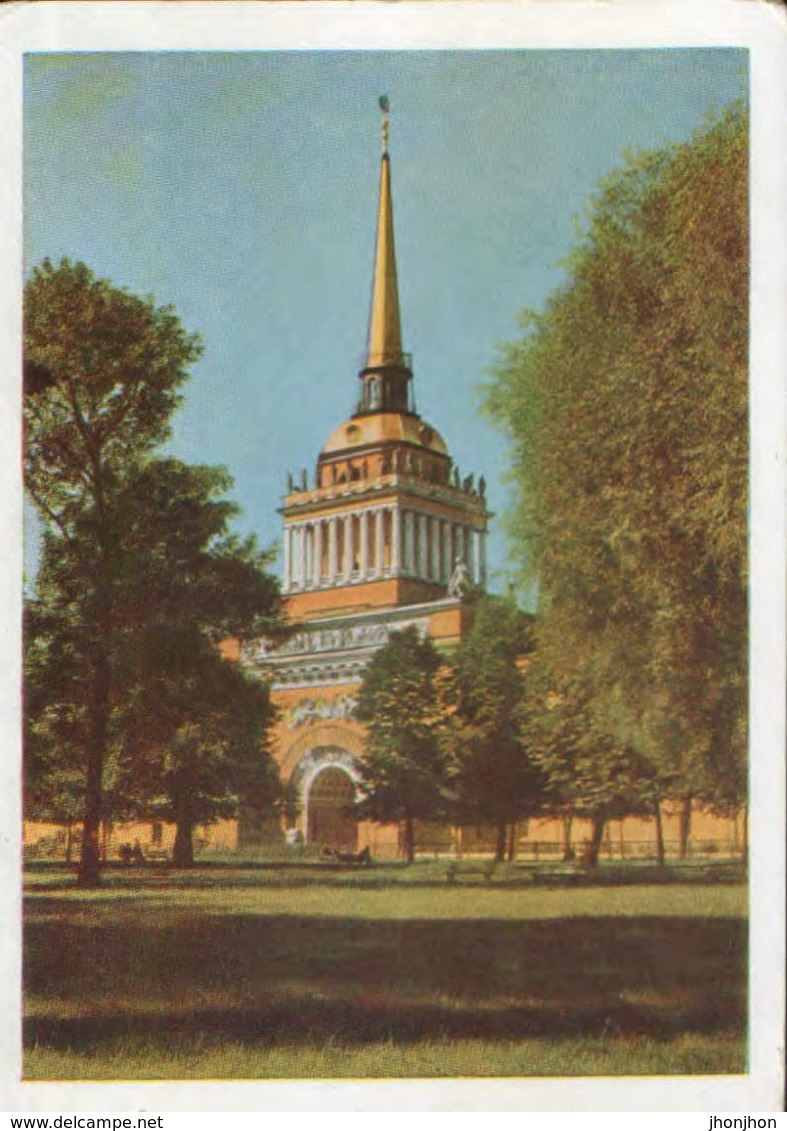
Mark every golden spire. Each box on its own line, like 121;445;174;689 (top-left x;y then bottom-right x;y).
366;95;405;370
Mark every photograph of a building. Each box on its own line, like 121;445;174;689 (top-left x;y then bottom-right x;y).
19;43;757;1087
229;103;741;862
236;105;491;856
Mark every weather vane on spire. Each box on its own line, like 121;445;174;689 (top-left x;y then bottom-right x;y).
379;94;390;152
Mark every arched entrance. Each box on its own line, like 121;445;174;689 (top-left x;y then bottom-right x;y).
306;765;358;851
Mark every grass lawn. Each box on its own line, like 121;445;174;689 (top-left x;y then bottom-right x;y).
23;861;747;1080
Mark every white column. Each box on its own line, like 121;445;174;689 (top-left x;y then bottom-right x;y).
375;508;385;576
392;507;402;574
305;526;313;587
430;517;441;581
313;520;323;587
475;529;486;586
417;513;428;579
405;510;416;575
452;527;463;570
360;510;370;577
343;514;353;580
442;521;452;583
465;525;475;579
328;517;338;583
283;525;292;591
296;522;305;592
479;529;487;588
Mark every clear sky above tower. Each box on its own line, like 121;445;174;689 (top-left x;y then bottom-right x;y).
23;50;748;593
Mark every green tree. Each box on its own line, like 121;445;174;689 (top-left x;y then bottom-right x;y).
106;458;283;865
118;631;280;867
485;105;748;834
440;595;544;861
24;259;200;883
24;259;282;882
354;627;444;864
521;658;668;866
23;598;85;861
24;451;283;870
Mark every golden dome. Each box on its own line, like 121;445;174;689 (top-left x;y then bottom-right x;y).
321;412;448;457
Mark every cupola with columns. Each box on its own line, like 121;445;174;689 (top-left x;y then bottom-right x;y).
281;100;490;622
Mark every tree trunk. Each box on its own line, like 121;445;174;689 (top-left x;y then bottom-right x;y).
78;784;103;885
507;821;517;862
403;814;415;866
78;652;110;887
678;795;693;859
562;815;574;862
173;816;195;868
741;803;748;865
585;815;605;867
78;624;110;886
495;822;507;863
653;798;666;866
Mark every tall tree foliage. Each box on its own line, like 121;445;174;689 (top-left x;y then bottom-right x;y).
24;581;86;862
25;463;283;868
24;259;281;881
485;105;748;821
117;631;280;867
354;627;444;864
25;259;199;883
105;459;283;865
440;596;544;861
521;660;668;866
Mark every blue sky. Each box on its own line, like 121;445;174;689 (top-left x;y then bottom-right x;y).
24;49;747;593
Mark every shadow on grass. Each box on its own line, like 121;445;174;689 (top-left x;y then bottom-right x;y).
24;858;747;894
24;912;746;1053
25;997;741;1055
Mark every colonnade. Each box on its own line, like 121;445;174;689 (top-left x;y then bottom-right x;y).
283;505;486;593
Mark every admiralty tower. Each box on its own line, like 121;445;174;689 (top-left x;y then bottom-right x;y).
239;101;491;856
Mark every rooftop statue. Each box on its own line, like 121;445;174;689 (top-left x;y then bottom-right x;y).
448;557;473;600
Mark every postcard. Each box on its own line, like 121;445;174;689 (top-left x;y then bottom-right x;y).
2;0;785;1116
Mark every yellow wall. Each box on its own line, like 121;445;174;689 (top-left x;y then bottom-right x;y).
24;805;744;863
284;576;449;620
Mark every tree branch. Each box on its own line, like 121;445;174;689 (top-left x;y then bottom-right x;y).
25;485;77;548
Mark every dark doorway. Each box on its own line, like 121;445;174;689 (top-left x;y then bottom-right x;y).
307;766;357;851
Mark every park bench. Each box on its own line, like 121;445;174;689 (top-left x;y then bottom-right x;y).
445;859;497;884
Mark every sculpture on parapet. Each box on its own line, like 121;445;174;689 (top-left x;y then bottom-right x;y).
448;556;473;600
